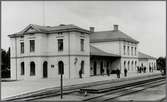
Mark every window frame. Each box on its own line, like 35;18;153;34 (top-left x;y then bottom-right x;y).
80;39;84;51
30;40;35;52
58;39;63;51
30;61;35;76
20;42;24;54
123;45;126;55
21;62;24;75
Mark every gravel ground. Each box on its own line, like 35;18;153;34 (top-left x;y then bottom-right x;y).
116;84;166;102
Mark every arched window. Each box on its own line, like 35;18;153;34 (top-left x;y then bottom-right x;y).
21;62;24;75
135;61;137;70
58;61;64;75
81;61;84;74
131;61;133;71
30;61;35;76
128;61;130;70
43;61;48;78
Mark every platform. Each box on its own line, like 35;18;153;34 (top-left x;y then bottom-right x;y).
2;71;161;100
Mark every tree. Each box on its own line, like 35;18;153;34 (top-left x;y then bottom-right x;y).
1;48;10;78
156;57;166;74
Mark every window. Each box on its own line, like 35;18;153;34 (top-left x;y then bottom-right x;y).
21;62;24;75
81;61;84;74
80;39;84;51
127;46;129;55
30;61;35;76
20;42;24;54
30;40;35;52
58;61;64;75
123;45;126;55
58;39;63;51
131;47;133;56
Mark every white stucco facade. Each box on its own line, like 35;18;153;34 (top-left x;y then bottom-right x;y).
10;25;90;80
9;24;157;80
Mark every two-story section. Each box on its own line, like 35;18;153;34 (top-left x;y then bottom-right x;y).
9;24;90;80
90;25;139;74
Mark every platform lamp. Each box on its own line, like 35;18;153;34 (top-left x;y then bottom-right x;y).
58;61;64;99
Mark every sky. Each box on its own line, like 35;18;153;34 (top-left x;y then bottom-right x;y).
1;1;166;58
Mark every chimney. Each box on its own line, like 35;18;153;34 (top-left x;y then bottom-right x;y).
113;25;118;31
89;27;95;32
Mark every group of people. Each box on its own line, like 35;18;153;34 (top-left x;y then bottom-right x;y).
137;66;146;73
137;65;154;73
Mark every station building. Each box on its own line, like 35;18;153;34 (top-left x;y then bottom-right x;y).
8;24;157;80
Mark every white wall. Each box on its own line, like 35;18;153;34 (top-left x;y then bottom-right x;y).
91;41;120;55
10;31;90;80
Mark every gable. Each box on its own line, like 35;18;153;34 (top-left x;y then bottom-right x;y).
24;26;37;33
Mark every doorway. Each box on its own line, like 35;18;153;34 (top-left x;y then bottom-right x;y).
93;61;97;75
43;61;48;78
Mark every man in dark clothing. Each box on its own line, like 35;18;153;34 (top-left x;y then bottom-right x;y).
124;68;127;77
79;69;82;78
137;66;139;73
117;69;120;78
144;67;146;73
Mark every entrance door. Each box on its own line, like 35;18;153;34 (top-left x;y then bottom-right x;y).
100;61;103;75
43;61;48;78
93;62;97;75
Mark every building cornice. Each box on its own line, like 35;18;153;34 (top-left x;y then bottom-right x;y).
11;54;90;59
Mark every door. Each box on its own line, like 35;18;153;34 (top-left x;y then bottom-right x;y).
94;61;97;75
100;61;103;75
43;61;48;78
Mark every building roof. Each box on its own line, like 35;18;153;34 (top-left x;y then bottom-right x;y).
90;30;139;44
8;24;90;38
90;45;120;57
138;52;156;59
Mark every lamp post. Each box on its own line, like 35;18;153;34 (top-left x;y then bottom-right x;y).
60;73;63;99
59;61;64;99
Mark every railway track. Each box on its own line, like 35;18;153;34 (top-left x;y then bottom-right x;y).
82;78;165;102
4;74;165;101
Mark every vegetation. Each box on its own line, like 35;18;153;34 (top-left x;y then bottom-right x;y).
1;48;10;78
156;57;166;75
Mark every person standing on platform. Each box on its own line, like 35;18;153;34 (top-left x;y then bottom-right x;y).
124;68;127;77
144;66;146;73
117;69;120;78
79;69;82;78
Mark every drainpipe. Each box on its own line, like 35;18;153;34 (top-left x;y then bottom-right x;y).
15;37;17;80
